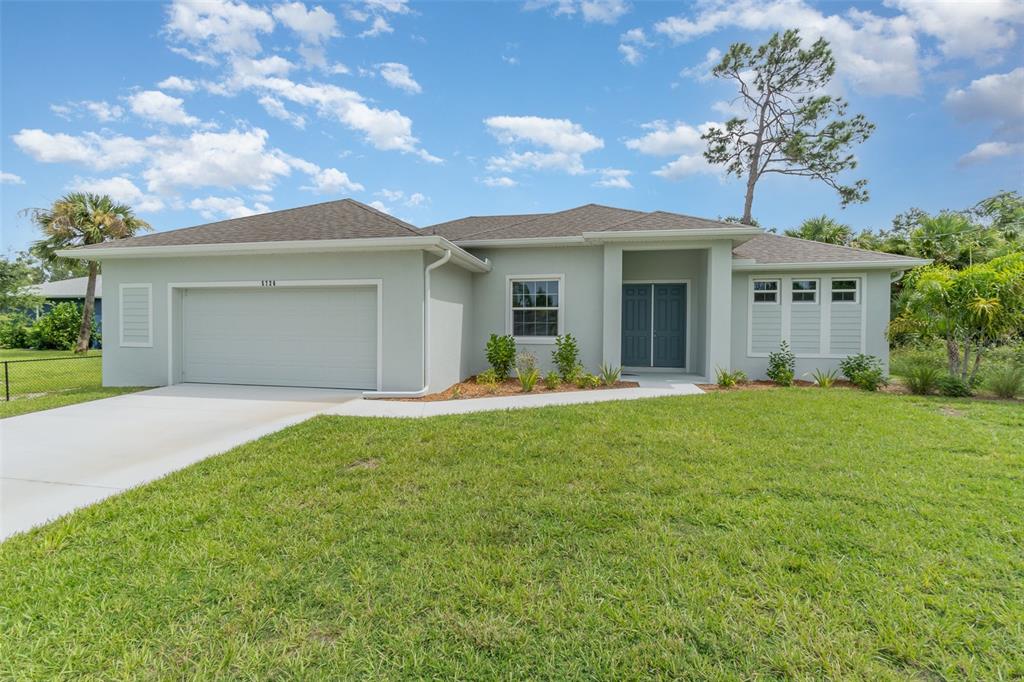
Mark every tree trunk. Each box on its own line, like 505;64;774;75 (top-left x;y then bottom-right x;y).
960;342;971;383
945;336;959;377
968;348;984;385
75;261;98;354
741;164;758;226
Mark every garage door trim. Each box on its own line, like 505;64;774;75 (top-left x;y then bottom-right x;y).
166;279;383;390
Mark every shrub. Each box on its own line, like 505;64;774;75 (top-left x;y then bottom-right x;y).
986;365;1023;399
30;302;94;350
575;373;600;389
808;368;837;388
552;334;580;380
598;363;621;386
0;313;33;348
562;363;584;385
475;369;499;386
517;367;540;392
904;365;941;395
485;334;516;380
543;371;561;390
839;354;887;391
766;341;795;386
715;367;747;388
937;375;973;397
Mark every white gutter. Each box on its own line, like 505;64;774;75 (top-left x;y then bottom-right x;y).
733;259;931;272
56;235;491;273
362;249;452;399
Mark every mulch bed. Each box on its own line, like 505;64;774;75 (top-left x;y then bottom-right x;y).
389;377;639;402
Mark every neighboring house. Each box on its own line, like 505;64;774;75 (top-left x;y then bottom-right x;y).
26;276;103;344
59;200;928;394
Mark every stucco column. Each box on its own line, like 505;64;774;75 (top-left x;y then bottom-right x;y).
706;240;733;375
602;244;623;368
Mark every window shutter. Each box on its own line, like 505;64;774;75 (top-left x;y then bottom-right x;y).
120;284;153;347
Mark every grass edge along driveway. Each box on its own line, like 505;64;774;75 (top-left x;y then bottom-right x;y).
1;390;1021;679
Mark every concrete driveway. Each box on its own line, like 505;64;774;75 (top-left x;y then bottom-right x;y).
1;384;359;541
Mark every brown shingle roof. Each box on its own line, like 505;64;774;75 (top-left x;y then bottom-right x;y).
733;233;925;264
426;213;544;240
77;199;420;250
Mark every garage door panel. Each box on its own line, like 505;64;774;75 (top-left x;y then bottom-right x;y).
181;287;378;389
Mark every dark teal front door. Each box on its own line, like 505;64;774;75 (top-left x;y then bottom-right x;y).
622;283;687;368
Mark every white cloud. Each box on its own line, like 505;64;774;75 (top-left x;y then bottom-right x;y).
68;176;165;212
272;2;339;43
526;0;630;23
169;45;219;65
364;0;411;14
359;16;393;38
12;129;149;170
580;0;631;24
485;115;604;176
165;0;275;57
158;76;198;92
679;47;722;81
946;68;1024;167
377;62;422;94
405;191;426;206
625;120;720;180
302;167;364;194
143;128;293;193
1;172;25;185
885;0;1024;63
958;141;1024;166
189;195;271;220
129;90;201;126
258;95;306;128
373;188;427;205
618;28;651;65
369;199;390;213
653;0;922;96
594;168;633;189
482;176;518;188
50;100;124;122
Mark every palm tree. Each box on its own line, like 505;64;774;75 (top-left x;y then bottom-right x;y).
784;215;853;245
29;193;151;353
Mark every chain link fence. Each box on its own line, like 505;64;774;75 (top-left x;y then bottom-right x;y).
2;355;103;401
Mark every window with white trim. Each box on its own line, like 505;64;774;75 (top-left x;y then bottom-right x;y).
791;279;818;303
120;283;153;347
752;279;779;303
831;278;859;303
510;277;561;338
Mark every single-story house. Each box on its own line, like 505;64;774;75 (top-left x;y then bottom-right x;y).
59;199;928;394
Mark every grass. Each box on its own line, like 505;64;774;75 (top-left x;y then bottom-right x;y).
0;348;102;360
0;386;145;418
1;391;1022;679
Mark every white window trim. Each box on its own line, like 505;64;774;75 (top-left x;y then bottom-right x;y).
119;283;153;348
830;277;861;304
747;273;868;359
165;279;383;391
791;278;819;304
751;278;780;305
506;274;564;344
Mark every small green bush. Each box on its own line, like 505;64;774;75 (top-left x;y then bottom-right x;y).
575;373;600;389
715;367;747;388
517;367;540;392
0;313;33;348
543;371;561;390
904;365;941;395
485;333;516;380
598;363;621;386
937;375;973;397
30;302;94;350
808;368;837;388
475;369;499;386
766;341;795;386
986;365;1023;399
562;363;584;385
839;354;887;391
552;334;580;380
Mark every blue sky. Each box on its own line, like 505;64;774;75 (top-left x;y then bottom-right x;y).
2;0;1022;253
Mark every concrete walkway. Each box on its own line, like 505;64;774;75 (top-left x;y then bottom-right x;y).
331;373;704;418
0;384;358;540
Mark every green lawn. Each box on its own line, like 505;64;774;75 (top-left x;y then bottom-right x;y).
0;349;147;416
1;391;1021;679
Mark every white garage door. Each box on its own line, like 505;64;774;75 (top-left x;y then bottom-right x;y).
181;286;378;389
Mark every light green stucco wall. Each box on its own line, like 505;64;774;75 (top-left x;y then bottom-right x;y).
101;251;427;391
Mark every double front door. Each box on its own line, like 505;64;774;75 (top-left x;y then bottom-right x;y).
622;283;687;368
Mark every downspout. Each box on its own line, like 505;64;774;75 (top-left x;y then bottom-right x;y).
363;249;452;398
